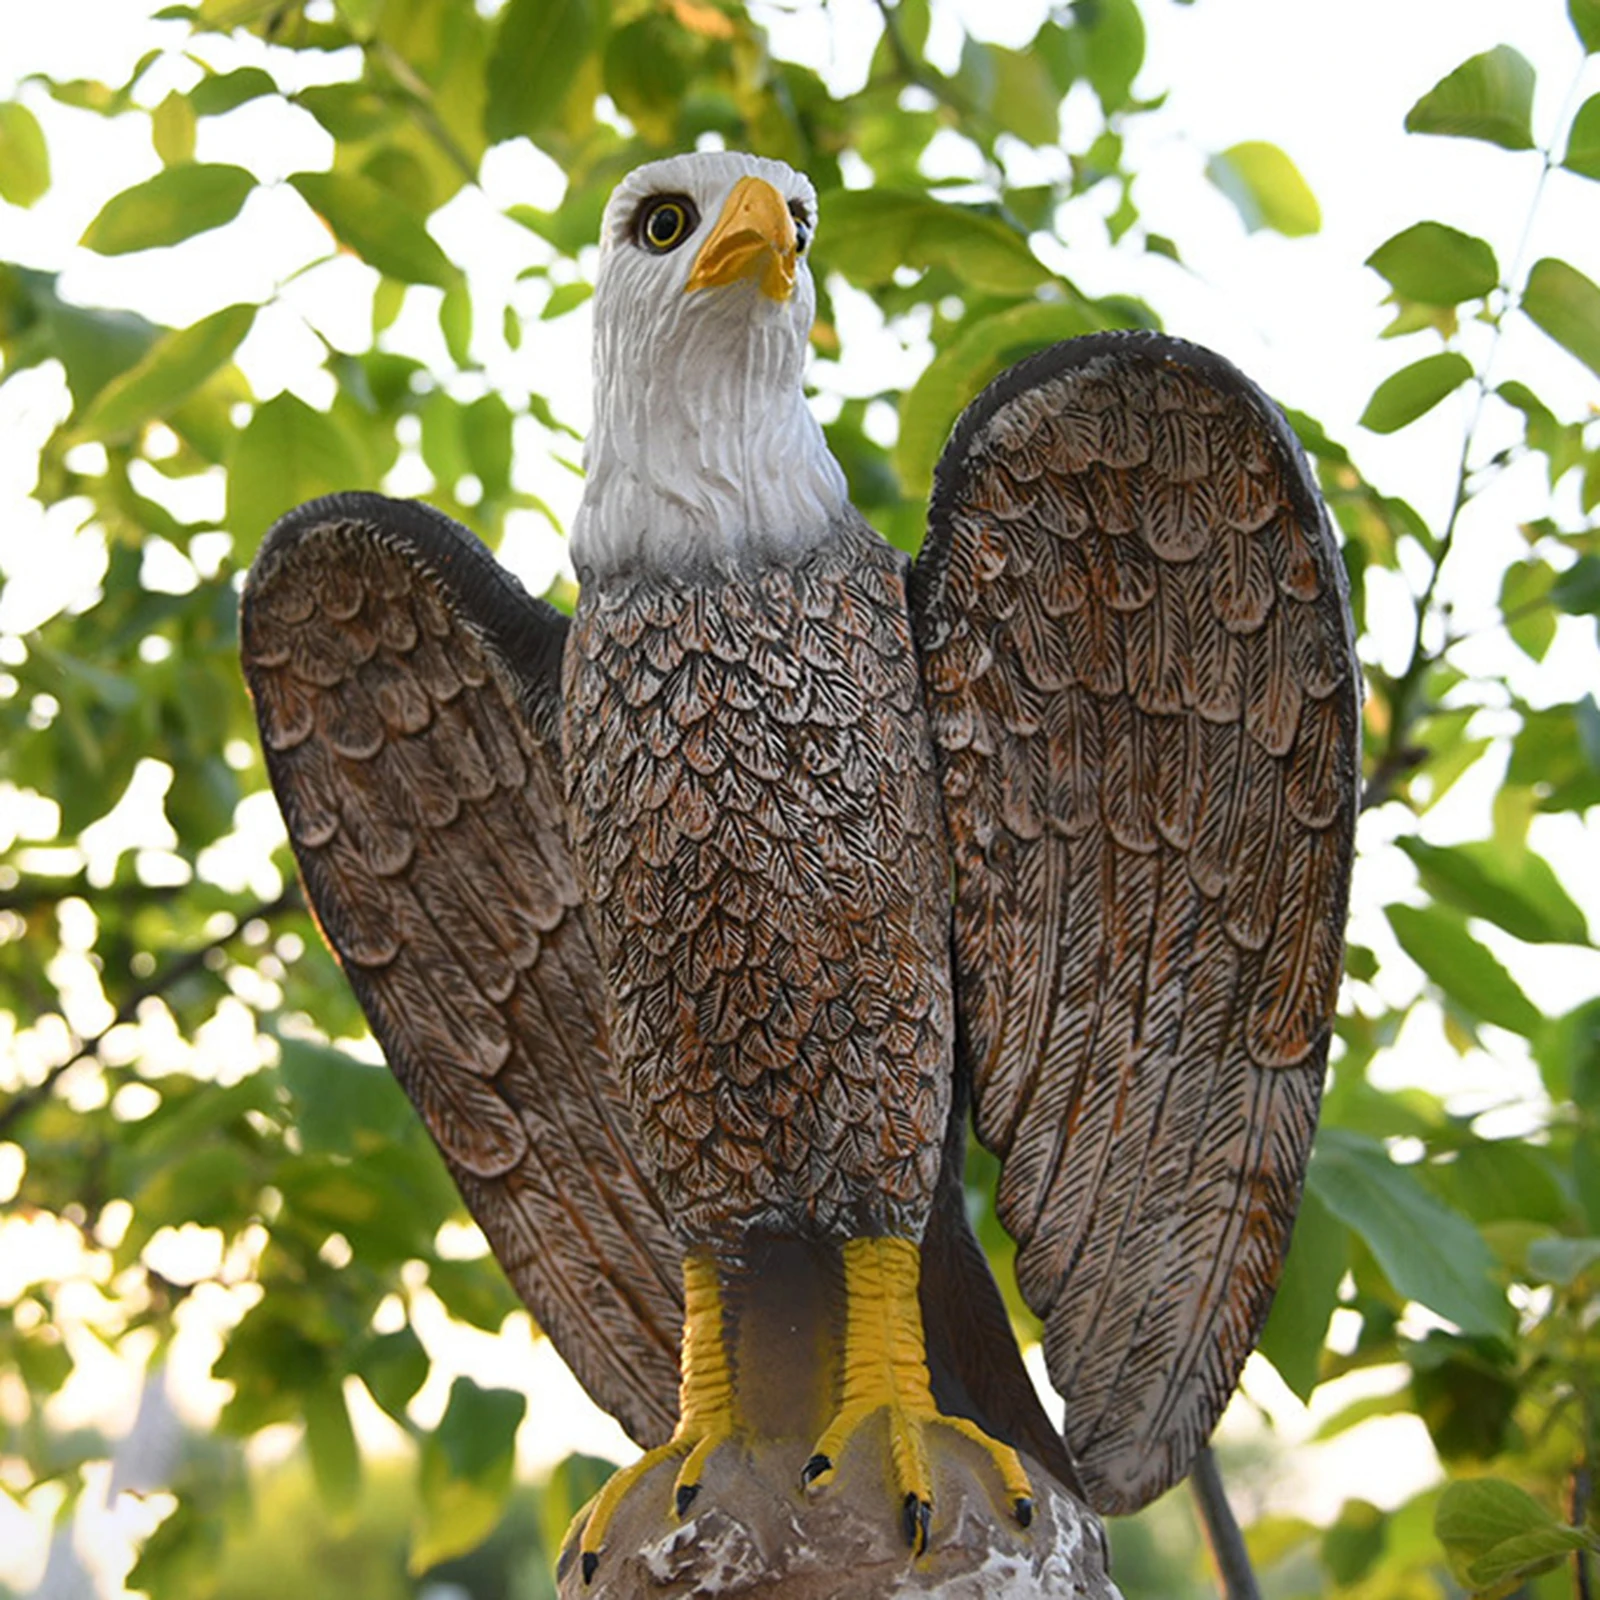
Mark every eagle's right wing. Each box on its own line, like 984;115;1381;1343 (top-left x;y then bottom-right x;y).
910;334;1361;1513
242;493;683;1448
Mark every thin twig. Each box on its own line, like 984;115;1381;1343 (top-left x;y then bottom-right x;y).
0;885;298;1140
1190;1447;1261;1600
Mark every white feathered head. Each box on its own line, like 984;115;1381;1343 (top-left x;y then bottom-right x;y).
570;151;849;579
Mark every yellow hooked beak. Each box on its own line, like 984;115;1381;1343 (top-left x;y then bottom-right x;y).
685;176;798;303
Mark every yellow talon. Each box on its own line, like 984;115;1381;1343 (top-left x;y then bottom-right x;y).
577;1249;736;1582
802;1236;1034;1553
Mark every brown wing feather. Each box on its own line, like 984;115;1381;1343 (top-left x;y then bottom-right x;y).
242;493;683;1447
910;333;1360;1513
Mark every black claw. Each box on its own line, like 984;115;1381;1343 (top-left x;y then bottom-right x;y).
800;1453;832;1487
1014;1496;1034;1529
675;1482;699;1518
902;1492;931;1553
581;1551;599;1585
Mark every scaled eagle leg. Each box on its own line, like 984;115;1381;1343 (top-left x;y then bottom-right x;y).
801;1236;1035;1552
577;1247;735;1583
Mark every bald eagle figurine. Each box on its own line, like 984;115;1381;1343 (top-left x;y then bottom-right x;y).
242;151;1359;1586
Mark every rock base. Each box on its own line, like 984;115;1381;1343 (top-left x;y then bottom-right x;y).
558;1422;1121;1600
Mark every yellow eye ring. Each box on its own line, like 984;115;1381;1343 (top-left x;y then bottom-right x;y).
638;196;696;254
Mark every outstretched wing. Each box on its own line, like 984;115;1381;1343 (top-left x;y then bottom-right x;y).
241;493;683;1447
910;333;1360;1513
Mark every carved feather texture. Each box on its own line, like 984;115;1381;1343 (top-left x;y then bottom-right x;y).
561;522;953;1245
911;332;1360;1513
241;495;683;1449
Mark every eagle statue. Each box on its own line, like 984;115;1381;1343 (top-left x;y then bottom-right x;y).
241;151;1360;1592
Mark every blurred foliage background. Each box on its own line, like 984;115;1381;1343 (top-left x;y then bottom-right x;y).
2;0;1599;1596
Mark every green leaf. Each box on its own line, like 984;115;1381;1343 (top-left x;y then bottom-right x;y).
1387;902;1544;1036
1523;1235;1600;1285
1359;351;1474;434
1552;554;1600;615
1321;1500;1388;1587
1205;141;1321;236
1258;1187;1347;1402
1407;1331;1519;1462
988;45;1063;146
0;102;50;208
412;1378;526;1573
1396;837;1590;945
303;1379;361;1518
1435;1478;1592;1596
486;0;595;144
151;92;197;166
289;170;458;288
354;1326;429;1424
540;281;593;320
603;14;689;141
226;392;368;560
1405;46;1537;151
189;65;278;116
80;162;255;254
1073;0;1146;113
539;1454;616;1576
1366;222;1499;305
1523;257;1600;377
464;393;514;502
1499;558;1558;661
819;189;1052;296
73;303;255;443
1310;1128;1511;1337
1563;93;1600;179
1571;0;1600;52
276;1037;417;1155
895;300;1106;496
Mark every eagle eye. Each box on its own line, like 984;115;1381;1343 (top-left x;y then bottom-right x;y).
638;195;697;254
789;201;812;254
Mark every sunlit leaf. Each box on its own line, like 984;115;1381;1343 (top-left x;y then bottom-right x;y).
189;65;278;115
1499;558;1557;661
1570;0;1600;52
1436;1478;1593;1595
1396;836;1590;944
1522;257;1600;376
1359;351;1473;434
1563;92;1600;178
353;1326;429;1424
73;303;255;442
486;0;595;143
1205;140;1321;236
894;299;1105;496
1387;902;1544;1036
303;1379;361;1518
226;391;368;558
150;91;197;166
412;1378;526;1573
1405;46;1537;151
819;189;1052;296
1310;1128;1511;1337
290;170;458;288
80;162;255;253
0;102;51;208
1366;221;1499;304
1257;1187;1347;1402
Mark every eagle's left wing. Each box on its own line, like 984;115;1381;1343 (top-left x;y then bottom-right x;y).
242;493;684;1448
909;332;1361;1514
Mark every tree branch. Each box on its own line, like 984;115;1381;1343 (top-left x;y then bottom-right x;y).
0;885;299;1141
1189;1447;1260;1600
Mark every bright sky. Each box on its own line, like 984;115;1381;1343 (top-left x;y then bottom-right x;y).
2;0;1598;1593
